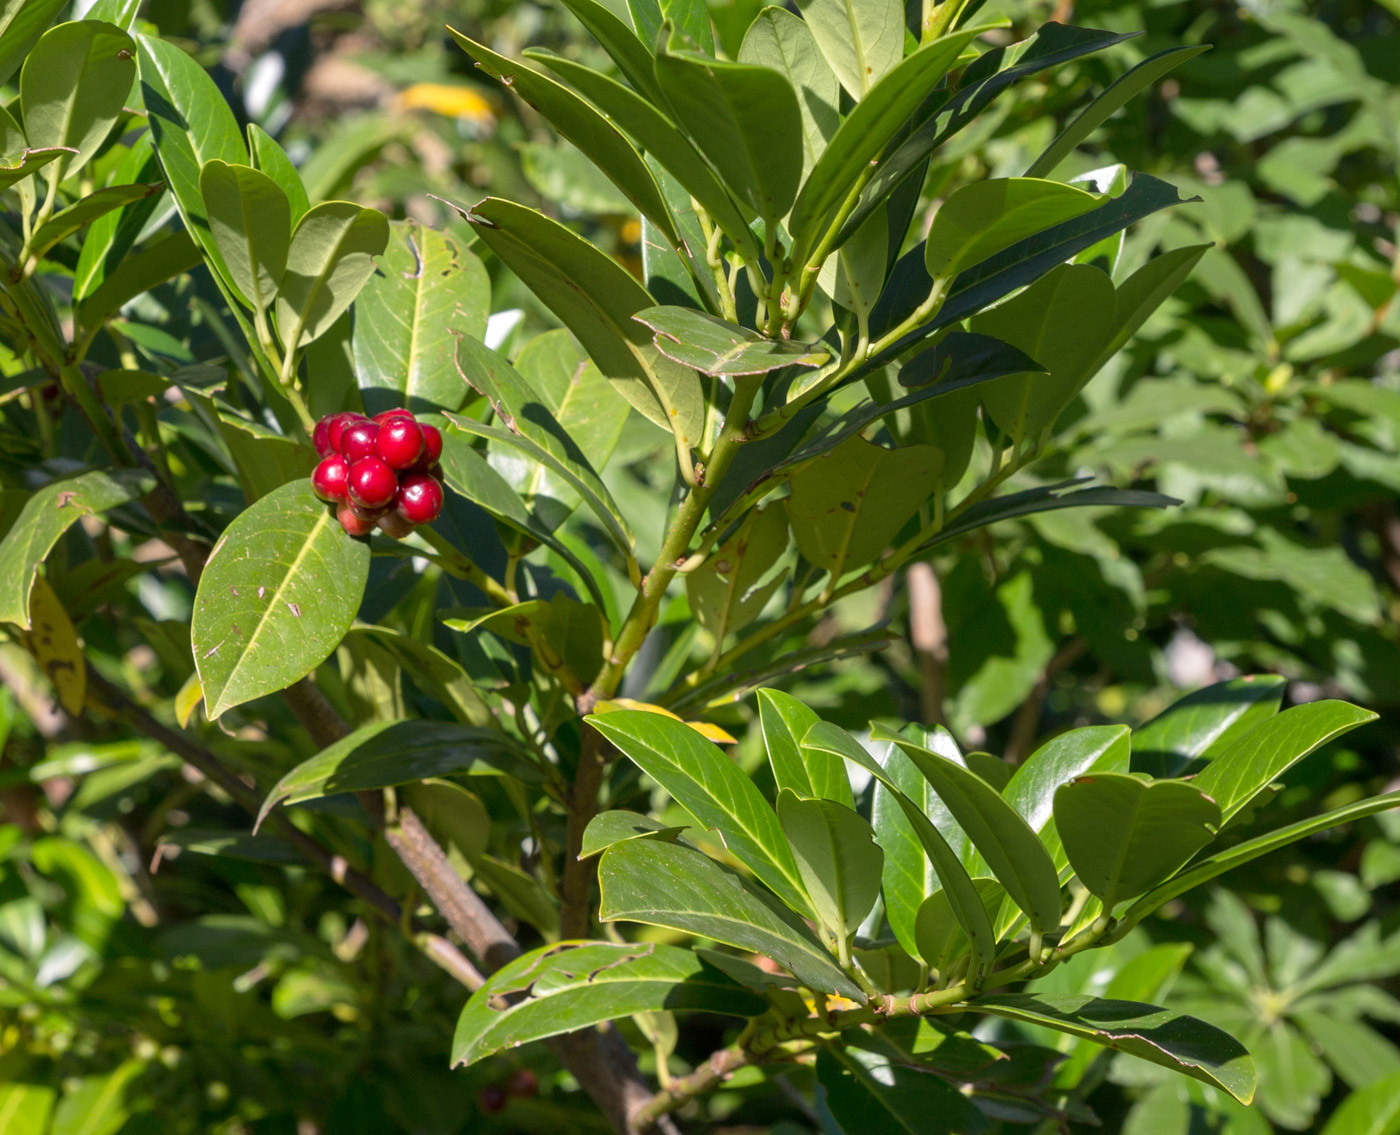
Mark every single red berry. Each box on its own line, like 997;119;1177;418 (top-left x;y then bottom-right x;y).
376;417;425;470
395;473;444;524
506;1069;538;1099
340;421;379;463
311;454;350;503
337;504;377;537
477;1085;507;1115
312;416;334;457
373;408;416;425
348;457;398;509
421;424;443;465
326;412;365;453
376;511;415;539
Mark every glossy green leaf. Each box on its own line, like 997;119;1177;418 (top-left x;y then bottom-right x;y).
785;435;942;579
449;197;705;448
580;811;687;858
1319;1069;1400;1135
802;722;994;973
527;50;759;259
20;20;135;188
875;726;1063;935
191;480;369;720
0;0;67;87
556;0;663;103
974;263;1117;444
738;8;838;179
816;1034;985;1135
777;789;882;944
258;720;539;828
586;709;811;916
1132;676;1287;778
795;0;904;101
758;688;852;809
1192;700;1379;825
138;34;249;299
453;940;762;1067
687;504;789;643
1054;773;1220;911
790;29;982;253
654;45;803;222
274;200;389;350
352;219;489;413
637;306;828;376
184;390;312;503
924;177;1102;282
24;182;159;268
972;993;1255;1102
597;836;862;998
1026;45;1211;178
0;469;153;629
449;29;680;247
200;160;290;315
247;123;310;223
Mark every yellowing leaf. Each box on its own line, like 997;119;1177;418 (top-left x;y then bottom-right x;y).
175;672;203;727
398;83;497;123
23;576;85;715
594;699;735;743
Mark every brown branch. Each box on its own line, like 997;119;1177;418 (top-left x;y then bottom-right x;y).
559;718;607;940
1003;637;1088;764
906;563;948;726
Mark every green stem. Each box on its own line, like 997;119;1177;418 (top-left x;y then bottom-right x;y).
415;526;515;608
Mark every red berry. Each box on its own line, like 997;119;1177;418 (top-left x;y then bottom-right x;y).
477;1085;507;1115
376;418;425;470
421;424;443;465
506;1069;538;1099
373;408;416;425
326;412;364;454
376;512;415;539
313;416;334;457
395;473;444;525
348;457;398;509
340;421;379;463
337;504;377;537
311;455;350;503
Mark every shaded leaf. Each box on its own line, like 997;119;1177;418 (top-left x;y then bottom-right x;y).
738;8;838;179
777;790;882;944
0;0;67;87
275;201;390;349
200;159;290;315
580;811;687;858
758;687;852;809
637;306;829;375
687;504;789;642
1132;677;1286;778
795;0;904;101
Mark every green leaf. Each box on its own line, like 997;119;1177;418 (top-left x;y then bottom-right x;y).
448;196;705;448
1191;701;1379;825
785;435;942;579
449;29;680;248
924;177;1102;282
1088;243;1211;375
138;34;250;299
452;940;763;1067
972;993;1255;1102
258;720;538;828
777;789;882;944
802;722;995;974
23;182;160;268
598;836;863;998
1319;1069;1400;1135
444;594;606;686
76;229;202;340
0;469;153;629
557;0;664;103
528;50;759;259
184;390;313;503
874;727;1063;935
973;263;1117;444
637;306;829;375
49;1060;143;1135
274;200;389;350
0;144;68;190
352;219;489;414
758;688;852;809
0;1081;55;1135
627;0;713;56
738;7;838;179
687;504;789;644
199;160;289;316
247;123;310;223
0;0;67;87
654;45;803;223
587;709;811;916
1053;773;1220;912
345;625;492;727
816;1035;985;1135
795;0;904;101
913;878;1003;974
1026;45;1211;179
790;29;982;253
446;336;635;564
20;20;135;189
191;480;369;720
580;811;687;858
1131;677;1287;778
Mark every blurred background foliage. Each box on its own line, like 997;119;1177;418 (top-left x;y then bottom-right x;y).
2;0;1399;1131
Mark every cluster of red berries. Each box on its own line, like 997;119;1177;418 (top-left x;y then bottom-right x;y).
310;409;445;537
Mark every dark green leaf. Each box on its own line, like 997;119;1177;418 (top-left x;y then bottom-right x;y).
1132;677;1287;778
444;594;606;686
777;790;882;944
636;306;829;375
24;182;160;268
76;229;202;342
687;504;789;645
191;480;369;720
580;811;687;858
924;480;1178;551
1053;773;1220;911
345;625;492;727
817;1036;985;1135
758;688;852;809
598;836;862;998
200;159;290;315
1087;244;1211;375
274;201;389;350
452;940;763;1066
